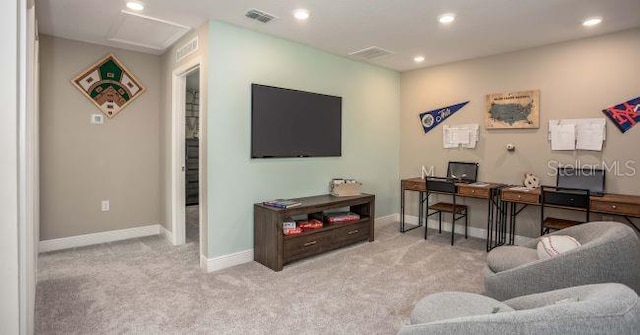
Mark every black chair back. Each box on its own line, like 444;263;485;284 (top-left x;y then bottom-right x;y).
541;185;591;223
425;176;456;194
541;186;591;209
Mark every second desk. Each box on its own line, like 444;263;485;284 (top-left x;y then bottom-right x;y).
400;177;508;250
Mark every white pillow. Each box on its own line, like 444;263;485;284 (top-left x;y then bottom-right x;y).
537;235;581;259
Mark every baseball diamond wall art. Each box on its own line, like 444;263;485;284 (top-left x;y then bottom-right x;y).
602;96;640;133
419;101;470;133
72;54;145;118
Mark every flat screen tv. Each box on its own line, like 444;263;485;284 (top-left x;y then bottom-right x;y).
251;84;342;158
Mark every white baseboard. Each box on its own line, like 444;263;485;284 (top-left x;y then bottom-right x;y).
375;213;400;227
160;225;176;245
403;215;534;245
203;249;254;273
39;224;161;253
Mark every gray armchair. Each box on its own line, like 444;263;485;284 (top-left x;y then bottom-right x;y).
484;221;640;301
398;283;639;335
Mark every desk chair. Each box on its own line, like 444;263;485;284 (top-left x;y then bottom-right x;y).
540;185;590;235
425;177;468;245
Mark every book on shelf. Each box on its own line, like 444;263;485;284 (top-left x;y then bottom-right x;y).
263;199;302;209
323;211;361;223
298;219;324;231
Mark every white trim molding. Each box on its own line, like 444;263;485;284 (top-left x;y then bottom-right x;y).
39;224;161;253
170;56;202;247
402;215;534;245
375;214;400;227
160;226;176;245
203;249;254;273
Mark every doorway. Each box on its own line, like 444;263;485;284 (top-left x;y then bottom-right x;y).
170;57;204;259
184;69;200;244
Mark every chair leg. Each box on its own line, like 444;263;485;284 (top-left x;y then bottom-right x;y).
451;213;455;246
438;212;442;233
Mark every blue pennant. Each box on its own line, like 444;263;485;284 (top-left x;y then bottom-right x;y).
419;101;469;133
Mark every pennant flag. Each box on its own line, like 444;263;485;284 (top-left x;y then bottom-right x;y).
602;96;640;133
419;101;469;133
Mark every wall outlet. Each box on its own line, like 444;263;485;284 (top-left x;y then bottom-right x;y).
101;200;110;212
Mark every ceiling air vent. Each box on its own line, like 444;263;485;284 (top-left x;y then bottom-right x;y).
176;36;198;63
349;46;395;60
245;9;278;23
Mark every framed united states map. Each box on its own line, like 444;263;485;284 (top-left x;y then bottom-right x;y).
486;90;540;129
72;53;145;118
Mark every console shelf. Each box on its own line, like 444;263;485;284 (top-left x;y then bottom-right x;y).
254;193;375;271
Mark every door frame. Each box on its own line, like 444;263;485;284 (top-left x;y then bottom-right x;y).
170;57;202;246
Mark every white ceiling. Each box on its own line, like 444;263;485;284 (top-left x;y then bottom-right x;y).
36;0;640;71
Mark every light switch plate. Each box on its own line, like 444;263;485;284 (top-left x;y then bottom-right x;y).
101;200;110;211
91;114;104;124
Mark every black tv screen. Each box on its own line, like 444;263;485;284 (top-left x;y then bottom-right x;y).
251;84;342;158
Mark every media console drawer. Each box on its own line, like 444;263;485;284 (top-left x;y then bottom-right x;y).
283;230;331;263
283;221;371;263
332;221;371;244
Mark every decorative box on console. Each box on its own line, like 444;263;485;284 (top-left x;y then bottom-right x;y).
330;179;362;197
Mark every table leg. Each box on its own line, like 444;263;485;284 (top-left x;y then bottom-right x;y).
419;191;424;227
400;184;405;232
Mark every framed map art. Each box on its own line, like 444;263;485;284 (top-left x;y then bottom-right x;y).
72;53;145;118
486;90;540;129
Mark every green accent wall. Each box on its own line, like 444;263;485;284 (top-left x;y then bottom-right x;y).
207;20;400;258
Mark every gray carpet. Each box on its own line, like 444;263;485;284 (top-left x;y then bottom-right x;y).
185;205;199;243
35;221;487;334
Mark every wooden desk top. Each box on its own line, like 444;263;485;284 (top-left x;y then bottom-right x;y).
500;186;640;217
401;177;502;199
402;177;640;217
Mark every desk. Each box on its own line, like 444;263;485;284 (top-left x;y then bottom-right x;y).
501;188;640;242
402;177;640;251
400;177;507;250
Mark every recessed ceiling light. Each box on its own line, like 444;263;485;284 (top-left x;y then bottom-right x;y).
414;56;425;63
438;13;456;24
293;9;310;21
126;1;144;11
582;17;602;27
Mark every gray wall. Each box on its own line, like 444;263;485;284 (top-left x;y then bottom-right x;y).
39;35;161;240
1;0;20;332
400;28;640;238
